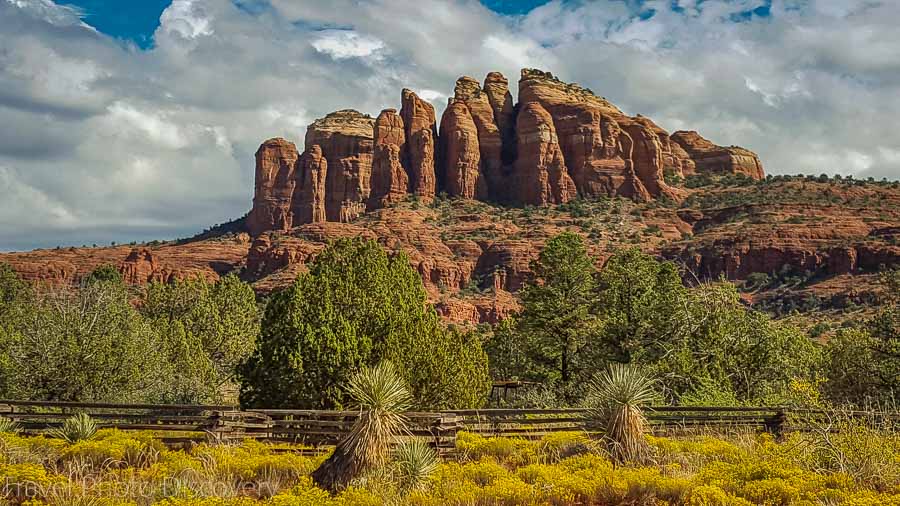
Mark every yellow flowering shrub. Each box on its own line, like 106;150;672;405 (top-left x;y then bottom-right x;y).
3;428;900;505
154;498;260;506
0;433;65;465
190;443;317;483
62;429;162;469
684;485;751;506
455;431;536;466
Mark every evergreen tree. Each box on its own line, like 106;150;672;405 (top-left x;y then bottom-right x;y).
3;281;166;402
238;238;488;410
515;232;599;394
595;248;687;363
84;264;124;285
142;274;261;403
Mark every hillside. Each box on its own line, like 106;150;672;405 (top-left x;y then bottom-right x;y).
1;69;898;327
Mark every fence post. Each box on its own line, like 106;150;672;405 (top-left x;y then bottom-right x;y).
766;408;787;440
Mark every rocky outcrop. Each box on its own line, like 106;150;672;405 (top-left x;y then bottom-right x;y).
293;145;328;224
305;110;375;222
452;76;504;198
483;72;516;166
118;248;178;284
517;69;683;200
670;130;765;180
439;100;487;199
246;68;765;235
513;102;577;205
247;138;300;236
369;109;409;209
400;89;438;200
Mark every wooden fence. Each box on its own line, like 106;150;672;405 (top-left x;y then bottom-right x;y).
2;400;894;453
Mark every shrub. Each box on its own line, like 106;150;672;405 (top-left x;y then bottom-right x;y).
311;362;413;492
49;413;98;444
584;363;656;463
0;416;20;434
239;239;489;411
393;439;438;491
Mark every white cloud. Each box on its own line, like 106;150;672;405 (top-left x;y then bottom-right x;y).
105;102;189;150
0;0;899;250
311;30;385;61
159;0;213;39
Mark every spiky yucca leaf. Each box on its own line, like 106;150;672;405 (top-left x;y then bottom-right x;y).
585;363;656;464
48;413;98;443
394;438;438;490
0;416;20;434
312;361;413;492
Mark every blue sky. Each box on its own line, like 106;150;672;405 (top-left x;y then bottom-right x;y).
66;0;557;48
1;0;897;250
64;0;172;48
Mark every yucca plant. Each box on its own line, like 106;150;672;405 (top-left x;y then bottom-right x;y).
48;413;98;443
312;361;413;492
585;363;656;464
394;438;439;491
0;416;20;433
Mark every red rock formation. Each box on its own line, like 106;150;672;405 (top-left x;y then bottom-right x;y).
518;69;683;201
483;72;516;165
453;76;504;197
621;122;682;200
305;110;375;222
400;89;438;200
245;68;765;235
513;102;577;205
292;145;327;224
247;138;299;236
369;108;409;209
670;130;765;179
439;100;487;199
634;115;694;179
118;248;176;284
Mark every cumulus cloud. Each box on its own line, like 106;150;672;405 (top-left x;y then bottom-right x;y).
0;0;898;251
311;30;385;61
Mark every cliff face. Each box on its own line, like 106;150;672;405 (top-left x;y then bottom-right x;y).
670;130;765;180
246;138;300;236
247;68;764;235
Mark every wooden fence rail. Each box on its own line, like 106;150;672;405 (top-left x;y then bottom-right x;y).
2;400;896;452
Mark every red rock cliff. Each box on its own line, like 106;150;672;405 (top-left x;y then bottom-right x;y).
246;68;765;236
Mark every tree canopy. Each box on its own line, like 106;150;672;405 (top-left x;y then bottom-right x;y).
238;238;489;410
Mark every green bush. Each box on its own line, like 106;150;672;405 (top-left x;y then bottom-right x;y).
239;239;489;410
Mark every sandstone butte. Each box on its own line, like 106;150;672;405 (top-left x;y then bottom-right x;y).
2;69;898;325
246;69;765;234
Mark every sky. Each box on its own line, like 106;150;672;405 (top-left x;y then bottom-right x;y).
1;0;899;251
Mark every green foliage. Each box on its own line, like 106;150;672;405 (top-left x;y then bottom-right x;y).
49;413;98;443
824;269;900;406
0;262;29;329
595;248;687;363
487;237;822;406
0;266;259;404
511;233;598;398
84;264;123;285
393;438;439;491
141;274;260;404
239;238;489;410
649;282;822;404
2;282;167;402
0;416;19;434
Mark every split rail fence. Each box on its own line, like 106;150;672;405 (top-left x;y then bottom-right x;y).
1;400;894;456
